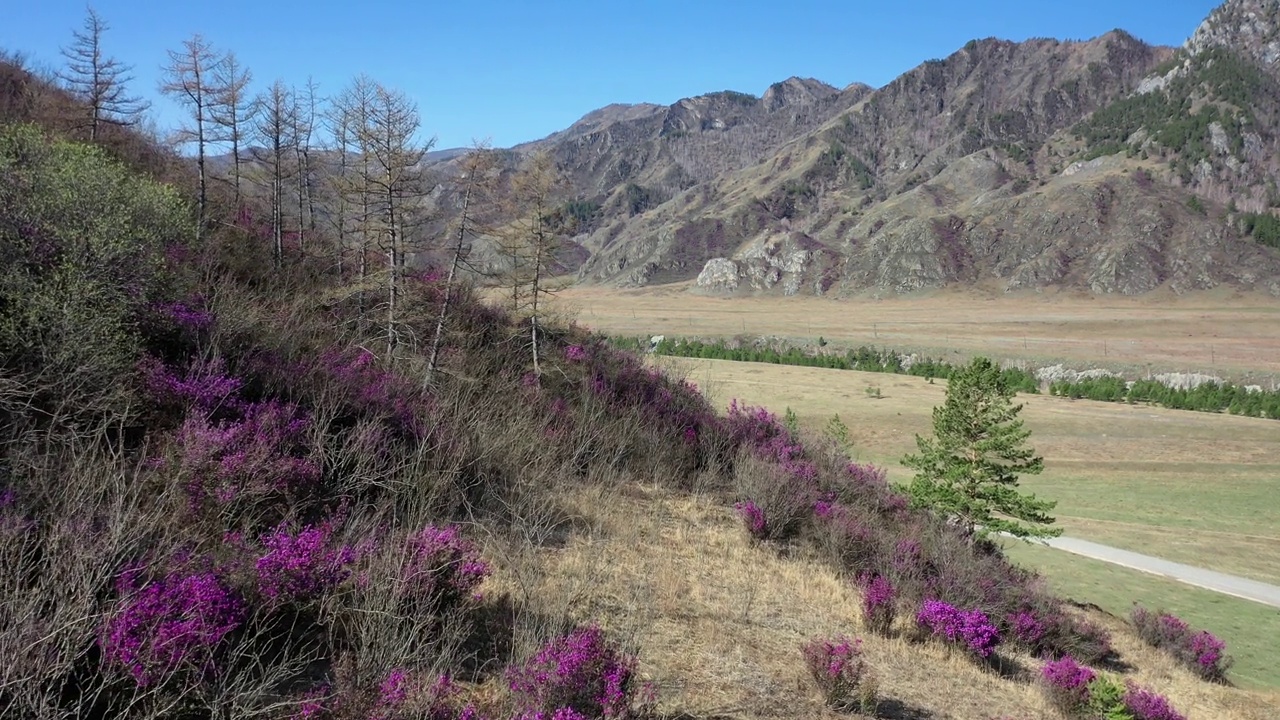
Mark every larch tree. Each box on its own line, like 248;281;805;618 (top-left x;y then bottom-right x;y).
363;82;429;358
330;76;379;327
292;77;319;253
160;34;223;239
425;143;497;385
502;151;565;376
58;7;148;141
902;356;1059;540
210;51;254;210
252;80;296;268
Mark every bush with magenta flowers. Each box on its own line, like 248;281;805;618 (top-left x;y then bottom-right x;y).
1121;682;1187;720
398;524;491;613
1131;605;1231;682
255;520;357;604
506;626;640;720
99;567;246;687
1040;655;1095;715
916;599;1002;658
856;573;897;636
800;635;877;712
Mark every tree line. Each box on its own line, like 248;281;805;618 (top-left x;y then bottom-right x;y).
615;336;1041;394
1049;377;1280;419
45;7;569;379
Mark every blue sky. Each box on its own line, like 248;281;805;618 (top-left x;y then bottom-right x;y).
2;0;1221;149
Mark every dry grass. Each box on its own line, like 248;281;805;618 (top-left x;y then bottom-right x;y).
482;481;1278;719
559;285;1280;379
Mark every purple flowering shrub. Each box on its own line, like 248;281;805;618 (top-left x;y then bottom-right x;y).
316;347;431;439
506;626;639;720
1131;605;1232;682
800;635;876;712
139;355;244;417
177;399;320;513
366;670;486;720
99;567;246;687
1122;682;1187;720
857;574;897;636
398;525;491;614
1039;655;1095;715
255;520;357;604
916;599;1002;658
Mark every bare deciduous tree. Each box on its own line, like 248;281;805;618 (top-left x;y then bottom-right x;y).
425;143;497;385
160;34;223;238
501;151;565;376
210;51;254;210
252;80;296;268
58;8;149;142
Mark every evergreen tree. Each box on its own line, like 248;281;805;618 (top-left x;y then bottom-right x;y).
903;357;1059;540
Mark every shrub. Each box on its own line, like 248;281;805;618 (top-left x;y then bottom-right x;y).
916;599;1001;658
506;626;639;720
1040;656;1095;716
1131;605;1231;682
1123;683;1187;720
255;521;357;604
800;635;876;712
399;525;491;614
856;573;897;636
99;567;246;687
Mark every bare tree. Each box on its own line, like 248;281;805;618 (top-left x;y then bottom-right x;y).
330;76;379;327
252;80;296;268
58;7;149;142
502;151;565;376
209;51;254;210
292;77;319;252
160;34;223;238
425;143;497;385
362;82;430;358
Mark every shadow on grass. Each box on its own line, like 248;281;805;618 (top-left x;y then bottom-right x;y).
873;697;934;719
982;652;1031;682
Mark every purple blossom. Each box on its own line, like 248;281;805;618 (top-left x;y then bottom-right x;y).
178;399;320;513
507;626;637;720
1040;655;1094;713
733;500;767;539
379;668;411;707
564;345;588;362
99;569;245;686
400;525;490;611
800;635;873;711
856;574;897;636
138;355;243;414
255;521;357;603
916;600;1001;658
154;297;214;333
1007;609;1048;649
1123;683;1187;720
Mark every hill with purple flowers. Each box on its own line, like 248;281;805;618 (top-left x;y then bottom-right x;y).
2;8;1279;720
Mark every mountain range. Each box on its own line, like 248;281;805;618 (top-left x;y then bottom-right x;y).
426;0;1280;296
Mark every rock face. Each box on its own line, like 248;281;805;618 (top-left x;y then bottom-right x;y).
1187;0;1280;71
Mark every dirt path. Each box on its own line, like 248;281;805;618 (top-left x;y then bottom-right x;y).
1044;536;1280;609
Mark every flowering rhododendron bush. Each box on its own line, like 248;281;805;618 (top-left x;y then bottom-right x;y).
800;635;877;712
1131;605;1232;682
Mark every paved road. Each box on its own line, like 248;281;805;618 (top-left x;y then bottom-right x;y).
1042;536;1280;609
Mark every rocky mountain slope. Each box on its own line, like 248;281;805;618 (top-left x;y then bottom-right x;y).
450;0;1280;296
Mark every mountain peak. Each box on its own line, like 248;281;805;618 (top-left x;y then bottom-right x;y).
1186;0;1280;71
761;76;839;110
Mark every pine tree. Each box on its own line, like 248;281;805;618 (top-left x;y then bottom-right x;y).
902;356;1059;540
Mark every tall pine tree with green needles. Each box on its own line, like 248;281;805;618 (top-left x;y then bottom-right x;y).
903;357;1059;540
